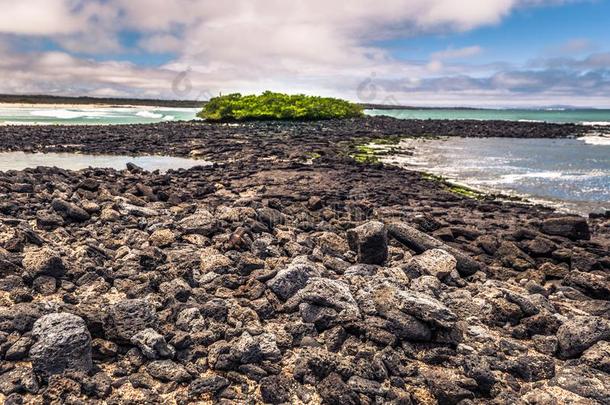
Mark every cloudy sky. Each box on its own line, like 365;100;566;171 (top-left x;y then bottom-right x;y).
1;0;609;107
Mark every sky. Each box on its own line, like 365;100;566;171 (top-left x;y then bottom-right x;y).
0;0;609;107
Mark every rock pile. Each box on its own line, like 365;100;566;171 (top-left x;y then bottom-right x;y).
0;120;609;404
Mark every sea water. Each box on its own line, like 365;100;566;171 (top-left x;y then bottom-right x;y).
366;108;610;125
0;106;200;125
381;137;610;214
0;152;209;173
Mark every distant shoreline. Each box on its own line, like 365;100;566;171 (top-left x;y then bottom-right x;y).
0;94;204;108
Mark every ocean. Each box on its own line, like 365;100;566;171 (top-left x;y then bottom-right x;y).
0;106;200;125
378;136;610;215
365;108;610;126
2;105;610;126
1;105;610;126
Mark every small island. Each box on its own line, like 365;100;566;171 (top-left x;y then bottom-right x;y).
198;91;364;121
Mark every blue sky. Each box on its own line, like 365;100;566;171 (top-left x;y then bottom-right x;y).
384;1;610;64
1;0;609;107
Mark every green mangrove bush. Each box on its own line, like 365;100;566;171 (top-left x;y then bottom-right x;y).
198;91;364;121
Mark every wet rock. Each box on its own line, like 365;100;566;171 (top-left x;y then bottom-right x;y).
104;299;159;343
405;249;457;280
346;221;388;265
267;256;321;300
541;216;590;240
556;315;610;358
22;248;66;278
29;313;93;379
51;198;90;222
130;328;175;359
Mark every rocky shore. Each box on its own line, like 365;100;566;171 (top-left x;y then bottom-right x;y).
0;117;609;404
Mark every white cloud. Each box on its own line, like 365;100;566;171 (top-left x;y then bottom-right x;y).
1;0;605;107
139;34;184;54
0;0;85;35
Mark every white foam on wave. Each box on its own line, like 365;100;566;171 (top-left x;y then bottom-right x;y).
518;119;543;123
136;111;164;119
581;121;610;126
578;135;610;145
29;109;112;119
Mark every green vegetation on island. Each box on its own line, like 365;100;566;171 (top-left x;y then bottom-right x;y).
198;91;364;121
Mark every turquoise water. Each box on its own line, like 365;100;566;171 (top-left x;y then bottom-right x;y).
365;108;610;125
0;106;200;125
2;105;610;125
381;136;610;214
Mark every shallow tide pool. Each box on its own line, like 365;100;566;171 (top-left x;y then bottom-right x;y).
0;152;210;173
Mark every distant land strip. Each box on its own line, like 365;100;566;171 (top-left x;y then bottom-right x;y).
0;94;464;110
0;94;205;108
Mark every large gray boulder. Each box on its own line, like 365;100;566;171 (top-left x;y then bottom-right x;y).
29;313;92;379
347;221;388;265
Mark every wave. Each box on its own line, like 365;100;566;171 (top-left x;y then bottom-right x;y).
581;121;610;126
136;111;164;119
578;135;610;145
518;119;543;123
30;109;111;119
1;120;57;126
